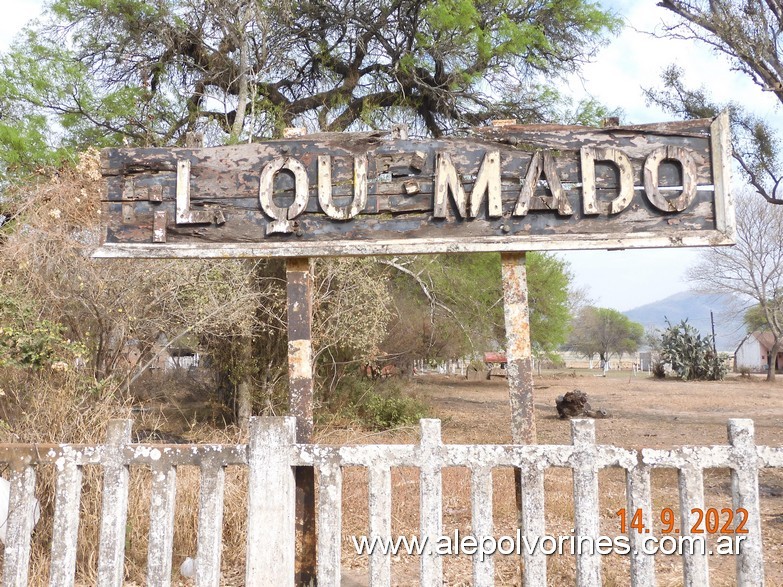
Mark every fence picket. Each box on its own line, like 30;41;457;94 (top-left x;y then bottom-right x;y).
571;419;602;587
728;419;764;586
317;462;343;585
419;419;443;587
147;463;177;587
626;464;655;587
2;465;37;587
195;461;226;587
97;420;132;587
471;466;494;587
368;466;392;587
678;465;709;586
518;462;546;587
245;417;297;587
49;456;82;587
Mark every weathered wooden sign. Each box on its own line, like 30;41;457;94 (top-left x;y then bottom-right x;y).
96;113;733;258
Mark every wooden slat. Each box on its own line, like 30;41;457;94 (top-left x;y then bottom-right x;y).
317;463;343;585
571;419;602;587
711;111;735;239
419;419;443;587
626;464;656;587
49;458;82;587
518;463;546;587
678;466;709;586
146;463;178;587
471;467;494;587
728;419;764;586
95;222;733;258
245;417;297;587
2;466;37;587
97;420;132;587
195;462;226;587
368;466;392;587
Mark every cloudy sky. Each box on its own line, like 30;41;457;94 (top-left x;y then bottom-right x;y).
562;1;781;310
2;0;780;311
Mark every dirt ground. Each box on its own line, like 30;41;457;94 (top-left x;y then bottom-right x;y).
337;369;783;586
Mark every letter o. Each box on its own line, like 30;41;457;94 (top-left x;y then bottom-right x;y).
659;535;677;555
259;157;309;221
497;536;515;555
643;146;698;213
539;536;557;555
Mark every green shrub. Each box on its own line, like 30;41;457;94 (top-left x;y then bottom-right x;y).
364;389;427;430
318;375;428;430
0;293;85;368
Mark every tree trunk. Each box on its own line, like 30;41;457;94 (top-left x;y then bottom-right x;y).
767;337;781;382
229;8;250;143
237;378;252;430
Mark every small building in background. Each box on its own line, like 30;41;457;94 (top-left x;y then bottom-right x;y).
734;331;782;373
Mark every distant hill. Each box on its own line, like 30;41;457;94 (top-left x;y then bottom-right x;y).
623;291;747;352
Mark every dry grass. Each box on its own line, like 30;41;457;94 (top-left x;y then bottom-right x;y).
2;370;783;585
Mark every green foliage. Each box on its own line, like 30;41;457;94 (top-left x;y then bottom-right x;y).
363;390;427;431
0;0;619;164
660;319;727;381
318;376;428;430
0;293;85;368
744;304;770;334
382;252;572;364
568;306;644;361
527;253;572;355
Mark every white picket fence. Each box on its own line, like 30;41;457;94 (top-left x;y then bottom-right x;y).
0;417;780;586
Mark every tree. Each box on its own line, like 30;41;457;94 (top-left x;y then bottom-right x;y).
0;152;270;384
744;304;770;334
689;194;783;380
0;0;617;427
0;151;392;427
648;1;783;204
380;252;573;366
660;319;726;381
568;306;644;364
0;0;619;165
527;253;574;357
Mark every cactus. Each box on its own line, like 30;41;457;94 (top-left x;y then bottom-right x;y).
660;319;727;381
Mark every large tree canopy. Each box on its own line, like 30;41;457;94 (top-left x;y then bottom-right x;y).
0;0;618;167
380;252;573;366
648;0;783;204
568;306;644;363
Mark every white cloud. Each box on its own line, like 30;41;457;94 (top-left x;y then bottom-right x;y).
577;1;782;125
0;1;45;52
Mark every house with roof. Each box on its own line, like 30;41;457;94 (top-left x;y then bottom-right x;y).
734;331;783;373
